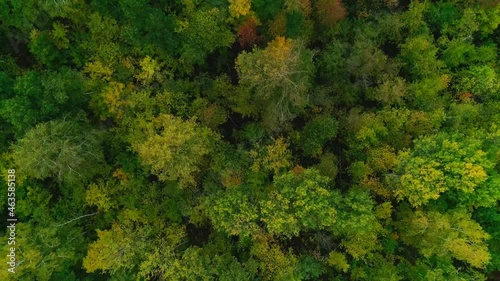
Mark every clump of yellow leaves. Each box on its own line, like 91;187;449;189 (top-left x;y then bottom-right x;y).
250;137;293;175
228;0;251;19
134;56;160;85
327;251;350;273
84;60;113;81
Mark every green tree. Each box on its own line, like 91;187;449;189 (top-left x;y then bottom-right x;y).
260;169;337;237
174;244;258;280
333;188;382;259
399;35;444;79
455;65;499;101
12;119;105;183
0;221;86;281
250;235;300;280
179;7;235;66
0;69;87;135
299;115;337;157
205;186;260;237
474;207;500;273
80;12;121;64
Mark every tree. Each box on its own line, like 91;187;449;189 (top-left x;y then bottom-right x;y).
0;179;93;281
12;119;105;183
80;12;121;65
474;207;500;273
299;115;337;157
83;209;186;279
455;65;499;101
205;186;260;237
179;7;235;65
236;36;314;130
260;169;337;237
229;0;252;19
252;0;285;21
372;76;407;106
173;241;258;280
315;152;338;180
315;0;347;27
130;114;218;187
117;0;179;58
333;188;382;259
0;69;87;135
407;74;450;110
397;208;490;269
0;221;86;281
238;17;259;48
250;235;300;280
249;136;293;175
399;35;444;79
439;38;475;68
395;132;498;208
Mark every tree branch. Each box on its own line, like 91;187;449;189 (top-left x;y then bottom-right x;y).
55;212;99;227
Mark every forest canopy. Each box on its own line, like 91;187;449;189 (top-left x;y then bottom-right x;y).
1;0;500;280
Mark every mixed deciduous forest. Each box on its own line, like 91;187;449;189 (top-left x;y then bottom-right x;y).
1;0;500;280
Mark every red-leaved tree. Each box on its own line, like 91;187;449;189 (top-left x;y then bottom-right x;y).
238;17;258;49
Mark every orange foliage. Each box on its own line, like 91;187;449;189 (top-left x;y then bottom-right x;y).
238;17;258;49
112;168;128;181
315;0;347;27
292;165;306;174
458;92;474;103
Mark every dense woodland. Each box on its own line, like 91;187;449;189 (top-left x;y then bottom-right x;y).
0;0;500;280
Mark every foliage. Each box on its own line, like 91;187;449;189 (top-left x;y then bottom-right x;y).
260;169;337;237
229;0;252;19
315;0;347;27
130;114;217;187
236;36;314;130
12;119;105;183
395;132;498;208
83;210;186;278
249;136;293;175
300;115;337;156
179;8;235;65
0;69;87;135
398;208;491;269
2;1;500;280
238;17;259;48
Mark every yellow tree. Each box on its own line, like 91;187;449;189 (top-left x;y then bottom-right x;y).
130;114;218;187
398;209;490;269
228;0;251;19
250;234;300;280
395;132;495;208
83;209;185;277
